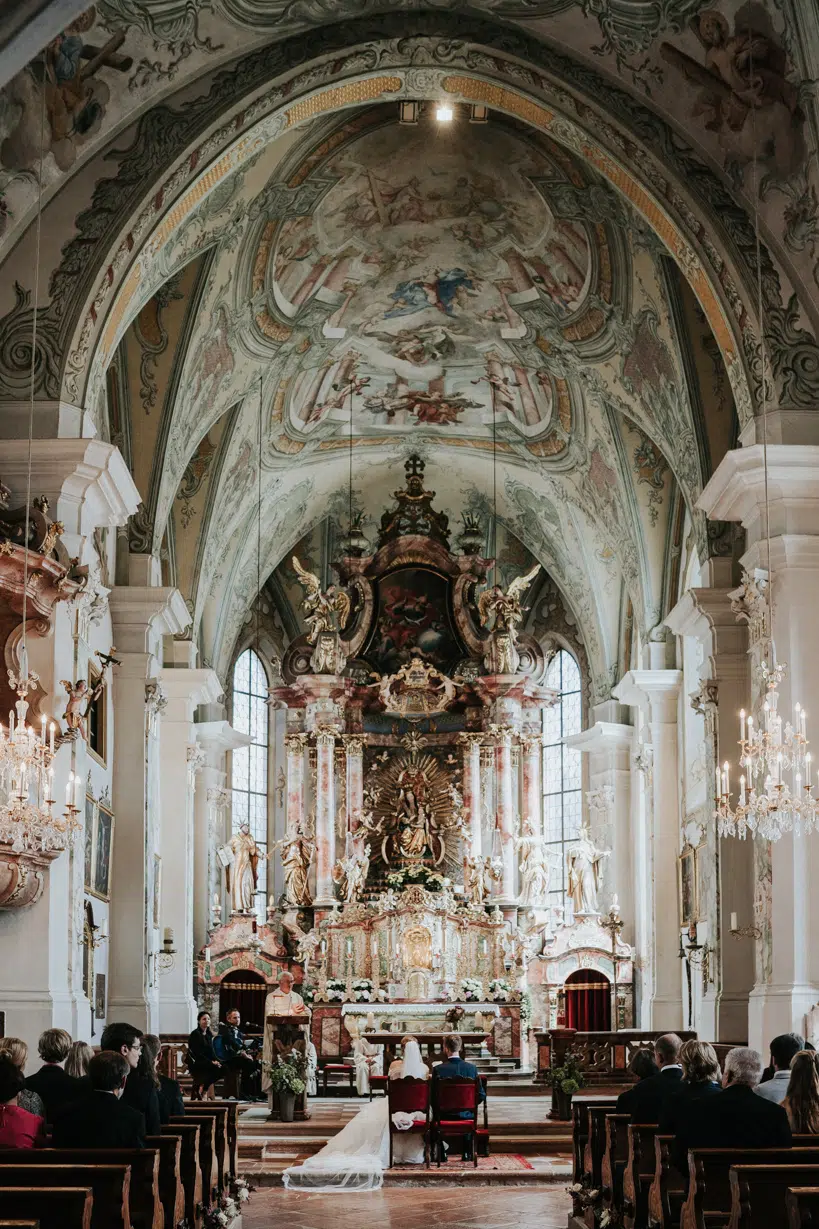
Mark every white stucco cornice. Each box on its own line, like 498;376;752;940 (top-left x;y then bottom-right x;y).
109;586;191;654
159;667;224;722
613;669;682;720
698;445;819;535
1;438;141;536
564;721;633;754
194;719;251;753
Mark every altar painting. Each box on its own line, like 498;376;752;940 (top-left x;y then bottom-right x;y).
366;567;460;674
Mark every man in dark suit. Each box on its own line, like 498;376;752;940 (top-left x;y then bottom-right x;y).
54;1052;145;1149
25;1027;82;1123
100;1022;160;1134
432;1033;485;1160
617;1033;684;1122
218;1010;261;1100
675;1046;791;1162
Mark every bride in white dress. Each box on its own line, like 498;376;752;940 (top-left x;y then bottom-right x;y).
283;1035;430;1191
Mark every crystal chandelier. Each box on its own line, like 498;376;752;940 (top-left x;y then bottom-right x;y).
0;663;78;852
716;656;818;841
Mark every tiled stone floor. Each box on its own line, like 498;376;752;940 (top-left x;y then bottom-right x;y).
243;1186;571;1228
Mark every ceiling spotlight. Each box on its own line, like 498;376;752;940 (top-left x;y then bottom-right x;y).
435;103;454;123
399;101;419;125
469;104;489;124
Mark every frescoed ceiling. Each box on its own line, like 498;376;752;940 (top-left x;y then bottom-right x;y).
3;0;815;705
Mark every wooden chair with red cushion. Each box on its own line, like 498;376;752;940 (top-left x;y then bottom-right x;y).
387;1077;430;1169
431;1076;480;1168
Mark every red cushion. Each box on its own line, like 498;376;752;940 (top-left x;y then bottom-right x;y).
437;1120;476;1130
325;1064;352;1070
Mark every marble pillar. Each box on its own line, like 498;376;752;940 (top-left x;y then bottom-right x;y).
345;736;364;833
494;726;517;905
285;733;308;835
700;443;819;1049
157;666;222;1034
313;730;337;907
460;733;483;855
520;733;542;833
614;666;683;1029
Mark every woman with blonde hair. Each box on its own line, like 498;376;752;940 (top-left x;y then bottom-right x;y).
65;1041;94;1080
784;1050;819;1134
662;1040;722;1174
0;1038;45;1118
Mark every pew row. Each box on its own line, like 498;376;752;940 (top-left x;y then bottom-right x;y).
0;1165;131;1229
144;1135;184;1229
602;1114;631;1223
787;1186;819;1229
161;1123;201;1229
624;1123;658;1229
681;1148;819;1229
0;1150;161;1229
0;1188;92;1229
729;1164;819;1229
169;1113;215;1207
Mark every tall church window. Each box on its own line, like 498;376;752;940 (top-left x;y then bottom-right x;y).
230;648;268;923
542;648;582;915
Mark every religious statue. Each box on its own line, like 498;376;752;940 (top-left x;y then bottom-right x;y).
516;820;550;906
566;825;610;917
396;769;431;860
292;556;351;674
477;563;541;675
464;852;501;904
224;824;269;914
60;675;106;740
332;843;371;904
278;830;314;907
504;927;535;972
296;927;321;975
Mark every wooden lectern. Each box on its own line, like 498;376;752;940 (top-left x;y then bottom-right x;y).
266;1014;311;1121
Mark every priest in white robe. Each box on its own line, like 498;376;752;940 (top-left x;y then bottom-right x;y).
262;970;310;1093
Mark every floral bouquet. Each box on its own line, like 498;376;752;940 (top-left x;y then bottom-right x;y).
300;983;315;1005
386;866;449;891
488;978;511;1002
326;977;346;1002
458;976;484;1002
352;977;374;1002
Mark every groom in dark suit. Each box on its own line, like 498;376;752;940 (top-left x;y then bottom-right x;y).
432;1034;485;1160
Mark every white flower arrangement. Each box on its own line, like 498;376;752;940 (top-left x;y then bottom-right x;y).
459;976;484;1002
352;977;374;1002
326;977;346;1002
488;978;511;1002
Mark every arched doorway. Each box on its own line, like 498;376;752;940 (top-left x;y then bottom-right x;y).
565;969;611;1031
217;970;267;1035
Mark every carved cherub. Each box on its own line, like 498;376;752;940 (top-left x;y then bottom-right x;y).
292;556;351;643
60;677;104;740
477;564;541;639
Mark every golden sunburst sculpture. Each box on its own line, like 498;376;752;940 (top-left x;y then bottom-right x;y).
365;747;465;870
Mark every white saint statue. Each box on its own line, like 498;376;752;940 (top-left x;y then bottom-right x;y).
224;825;269;914
262;970;309;1093
566;824;610;916
517;821;550;906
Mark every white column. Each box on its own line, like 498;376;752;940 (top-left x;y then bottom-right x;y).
345;736;364;832
459;733;483;855
157;667;222;1034
107;586;189;1031
614;668;683;1029
285;733;307;834
494;726;517;905
313;731;337;907
192;721;251;953
565;712;633;938
700;444;819;1048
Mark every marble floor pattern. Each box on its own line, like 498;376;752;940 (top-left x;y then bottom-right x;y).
243;1186;572;1228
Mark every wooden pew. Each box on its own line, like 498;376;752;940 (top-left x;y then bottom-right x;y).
145;1134;184;1229
0;1222;40;1228
0;1188;93;1229
0;1150;160;1229
574;1097;619;1183
602;1113;631;1223
682;1148;819;1229
161;1123;201;1229
648;1134;686;1229
206;1099;240;1178
787;1186;819;1228
0;1165;131;1229
624;1123;658;1229
180;1104;228;1193
170;1113;215;1207
729;1164;819;1229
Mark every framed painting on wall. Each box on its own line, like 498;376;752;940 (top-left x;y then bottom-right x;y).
84;795;96;892
93;802;115;902
95;973;106;1019
679;845;697;926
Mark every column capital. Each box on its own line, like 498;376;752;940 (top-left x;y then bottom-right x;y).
613;669;682;720
109;586;190;655
565;721;633;754
666;587;748;664
457;732;485;749
158;667;223;723
194;719;250;755
284;732;309;754
698;444;819;537
315;730;336;749
342;735;364;757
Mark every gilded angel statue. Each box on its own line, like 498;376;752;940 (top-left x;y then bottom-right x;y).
292;556;351;642
477;563;540;675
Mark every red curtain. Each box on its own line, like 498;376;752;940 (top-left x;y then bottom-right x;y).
565;970;611;1031
217;970;267;1034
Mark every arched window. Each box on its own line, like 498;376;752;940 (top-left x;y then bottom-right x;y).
230;648;269;923
542;648;582;915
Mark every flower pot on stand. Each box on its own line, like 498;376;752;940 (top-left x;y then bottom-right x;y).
553;1087;573;1121
279;1091;296;1123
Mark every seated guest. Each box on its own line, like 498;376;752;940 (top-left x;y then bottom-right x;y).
141;1034;185;1123
675;1046;791;1163
0;1038;45;1119
25;1027;81;1122
616;1049;661;1114
187;1011;222;1100
218;1010;261;1100
661;1040;723;1174
100;1022;160;1134
0;1055;46;1149
431;1033;484;1161
784;1050;819;1134
65;1041;94;1081
618;1034;684;1122
756;1033;805;1104
54;1052;145;1149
